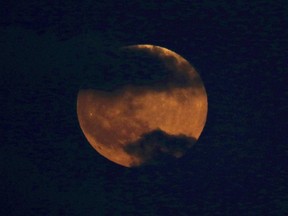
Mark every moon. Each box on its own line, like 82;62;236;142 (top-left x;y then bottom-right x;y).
77;44;208;167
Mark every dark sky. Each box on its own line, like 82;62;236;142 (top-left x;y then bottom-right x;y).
1;1;287;215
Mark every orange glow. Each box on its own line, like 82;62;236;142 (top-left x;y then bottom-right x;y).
77;45;208;167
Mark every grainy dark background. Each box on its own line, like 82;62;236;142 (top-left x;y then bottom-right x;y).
1;1;287;215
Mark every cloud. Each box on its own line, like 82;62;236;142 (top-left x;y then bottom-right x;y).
124;129;197;166
80;47;204;92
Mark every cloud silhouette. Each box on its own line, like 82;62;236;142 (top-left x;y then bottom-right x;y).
124;129;197;166
80;47;203;92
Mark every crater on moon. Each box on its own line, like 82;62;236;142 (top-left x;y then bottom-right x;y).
77;44;208;167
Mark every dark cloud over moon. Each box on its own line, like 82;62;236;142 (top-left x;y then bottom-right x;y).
124;129;197;166
80;45;203;93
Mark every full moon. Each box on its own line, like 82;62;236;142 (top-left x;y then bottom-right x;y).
77;44;208;167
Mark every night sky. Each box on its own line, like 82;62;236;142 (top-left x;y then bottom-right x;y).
1;1;287;215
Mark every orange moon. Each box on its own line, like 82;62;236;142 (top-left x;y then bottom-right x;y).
77;44;208;167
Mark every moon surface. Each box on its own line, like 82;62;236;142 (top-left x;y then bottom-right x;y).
77;44;208;167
